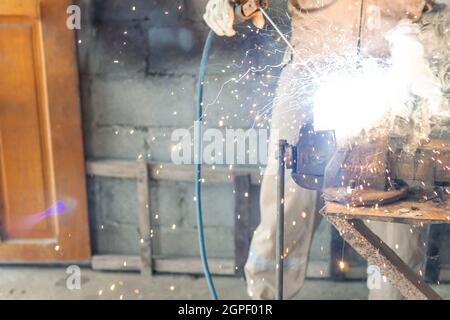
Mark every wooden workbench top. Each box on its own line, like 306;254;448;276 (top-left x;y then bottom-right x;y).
324;199;450;224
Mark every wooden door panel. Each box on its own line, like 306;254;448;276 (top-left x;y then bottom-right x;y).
0;19;54;239
0;1;39;18
0;0;90;262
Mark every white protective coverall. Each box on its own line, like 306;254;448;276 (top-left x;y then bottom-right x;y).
204;0;428;300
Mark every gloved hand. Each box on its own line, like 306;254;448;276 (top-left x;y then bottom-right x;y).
203;0;265;37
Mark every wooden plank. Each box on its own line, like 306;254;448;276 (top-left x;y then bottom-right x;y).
136;162;152;276
85;160;263;276
148;162;263;185
324;215;441;300
91;255;235;275
154;257;235;275
86;160;140;178
91;258;367;279
85;160;152;275
325;200;450;225
86;160;264;184
233;174;251;277
91;255;141;272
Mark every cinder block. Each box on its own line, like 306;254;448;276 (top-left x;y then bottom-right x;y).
146;127;181;162
147;24;205;76
93;0;189;25
78;22;149;77
150;181;234;228
88;77;196;128
85;125;147;160
91;223;141;255
185;0;209;23
145;21;287;76
88;176;139;225
87;176;141;255
201;72;279;129
153;226;234;258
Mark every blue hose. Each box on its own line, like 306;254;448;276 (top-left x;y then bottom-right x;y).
195;30;218;300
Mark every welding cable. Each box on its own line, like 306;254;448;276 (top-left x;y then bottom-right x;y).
195;30;218;300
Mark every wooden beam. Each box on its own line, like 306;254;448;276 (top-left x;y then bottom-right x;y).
87;160;263;184
86;160;141;178
91;255;235;275
86;160;264;277
324;200;450;225
148;162;263;185
91;255;140;272
86;160;153;276
136;162;152;276
324;215;441;300
233;174;251;277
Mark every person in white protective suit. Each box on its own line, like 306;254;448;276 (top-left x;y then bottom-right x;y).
204;0;431;300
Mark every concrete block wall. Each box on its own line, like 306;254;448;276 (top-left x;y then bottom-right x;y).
76;0;333;270
78;0;329;268
76;1;450;282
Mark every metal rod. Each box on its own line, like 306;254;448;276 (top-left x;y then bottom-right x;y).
276;139;287;300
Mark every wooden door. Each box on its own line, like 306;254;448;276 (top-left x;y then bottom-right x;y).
0;0;90;262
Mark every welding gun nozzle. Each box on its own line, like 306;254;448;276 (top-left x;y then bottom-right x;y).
232;0;269;19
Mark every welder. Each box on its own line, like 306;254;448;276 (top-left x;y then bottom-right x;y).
203;0;430;300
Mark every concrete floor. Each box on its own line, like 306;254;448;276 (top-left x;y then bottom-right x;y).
1;266;450;300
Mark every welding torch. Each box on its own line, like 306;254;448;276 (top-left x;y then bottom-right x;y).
232;0;319;79
231;0;269;22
